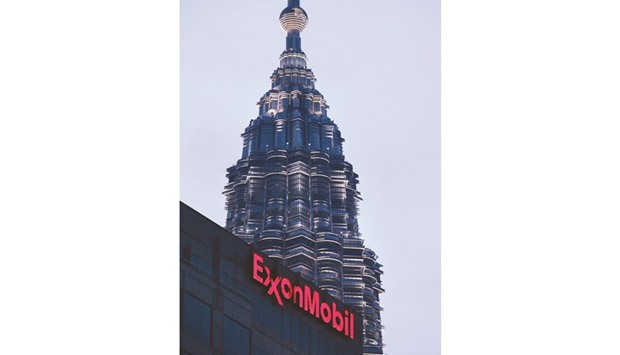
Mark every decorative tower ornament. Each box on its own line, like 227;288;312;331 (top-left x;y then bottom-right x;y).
223;1;384;352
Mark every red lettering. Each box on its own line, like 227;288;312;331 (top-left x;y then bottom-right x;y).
266;275;283;305
251;253;356;340
262;266;271;286
252;253;264;283
320;302;332;323
293;285;303;308
332;303;344;331
304;285;320;318
344;310;349;337
280;277;292;299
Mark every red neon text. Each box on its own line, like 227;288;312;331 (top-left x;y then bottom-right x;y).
252;252;355;339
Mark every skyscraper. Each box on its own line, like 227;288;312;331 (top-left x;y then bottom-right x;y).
223;1;384;353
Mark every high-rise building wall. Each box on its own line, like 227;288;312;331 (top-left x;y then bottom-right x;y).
223;1;384;353
181;202;363;355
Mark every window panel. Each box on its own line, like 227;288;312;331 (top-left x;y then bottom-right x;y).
223;316;250;355
182;293;211;345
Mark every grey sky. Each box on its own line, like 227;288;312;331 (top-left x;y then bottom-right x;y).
180;1;440;353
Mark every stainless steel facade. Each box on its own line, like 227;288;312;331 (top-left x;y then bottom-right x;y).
223;1;384;353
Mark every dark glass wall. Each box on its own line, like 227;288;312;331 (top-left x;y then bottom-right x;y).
181;202;363;355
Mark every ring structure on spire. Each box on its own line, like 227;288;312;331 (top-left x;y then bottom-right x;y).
279;7;308;32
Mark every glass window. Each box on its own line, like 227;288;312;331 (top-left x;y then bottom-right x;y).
291;315;300;346
182;292;211;345
190;253;211;275
282;310;291;341
325;339;336;355
222;316;250;355
252;347;270;355
318;336;327;354
300;321;309;352
273;306;283;336
310;329;318;354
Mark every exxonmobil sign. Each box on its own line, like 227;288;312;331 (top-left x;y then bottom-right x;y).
251;252;356;340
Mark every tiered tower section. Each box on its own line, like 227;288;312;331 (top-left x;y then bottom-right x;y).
223;1;384;352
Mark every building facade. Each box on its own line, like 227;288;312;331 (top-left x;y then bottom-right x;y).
223;1;384;353
181;202;363;354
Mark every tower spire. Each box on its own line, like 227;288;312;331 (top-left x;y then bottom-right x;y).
279;0;308;53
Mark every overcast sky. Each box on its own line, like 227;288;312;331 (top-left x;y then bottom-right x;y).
181;0;440;353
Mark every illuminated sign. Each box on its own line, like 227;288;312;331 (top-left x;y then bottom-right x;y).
251;252;355;339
